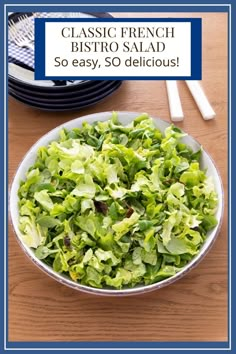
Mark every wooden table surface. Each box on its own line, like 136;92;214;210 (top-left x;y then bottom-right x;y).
8;12;228;343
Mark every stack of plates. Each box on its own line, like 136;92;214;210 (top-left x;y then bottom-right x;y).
8;12;122;111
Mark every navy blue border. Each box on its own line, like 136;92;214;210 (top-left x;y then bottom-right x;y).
1;0;6;351
34;18;202;81
229;1;233;351
34;16;45;82
7;341;230;349
5;4;231;13
4;1;232;353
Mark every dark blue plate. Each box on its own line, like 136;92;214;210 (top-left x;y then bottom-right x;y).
9;80;120;103
9;81;119;107
9;81;122;112
8;79;107;98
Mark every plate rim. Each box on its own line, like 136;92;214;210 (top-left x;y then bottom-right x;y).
8;79;107;97
9;80;121;104
9;81;122;111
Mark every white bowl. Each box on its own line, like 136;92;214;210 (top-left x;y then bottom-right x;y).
10;112;224;296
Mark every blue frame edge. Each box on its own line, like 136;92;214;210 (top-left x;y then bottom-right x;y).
4;2;232;352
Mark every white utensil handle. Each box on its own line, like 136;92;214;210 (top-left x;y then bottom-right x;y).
185;80;216;120
166;81;184;122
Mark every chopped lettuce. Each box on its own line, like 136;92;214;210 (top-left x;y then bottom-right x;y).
18;113;218;289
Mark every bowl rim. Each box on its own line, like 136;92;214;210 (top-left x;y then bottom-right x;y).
9;111;224;296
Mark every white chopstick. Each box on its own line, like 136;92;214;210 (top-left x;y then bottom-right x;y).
185;80;216;120
166;81;184;122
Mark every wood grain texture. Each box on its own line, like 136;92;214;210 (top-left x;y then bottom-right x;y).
8;12;228;342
